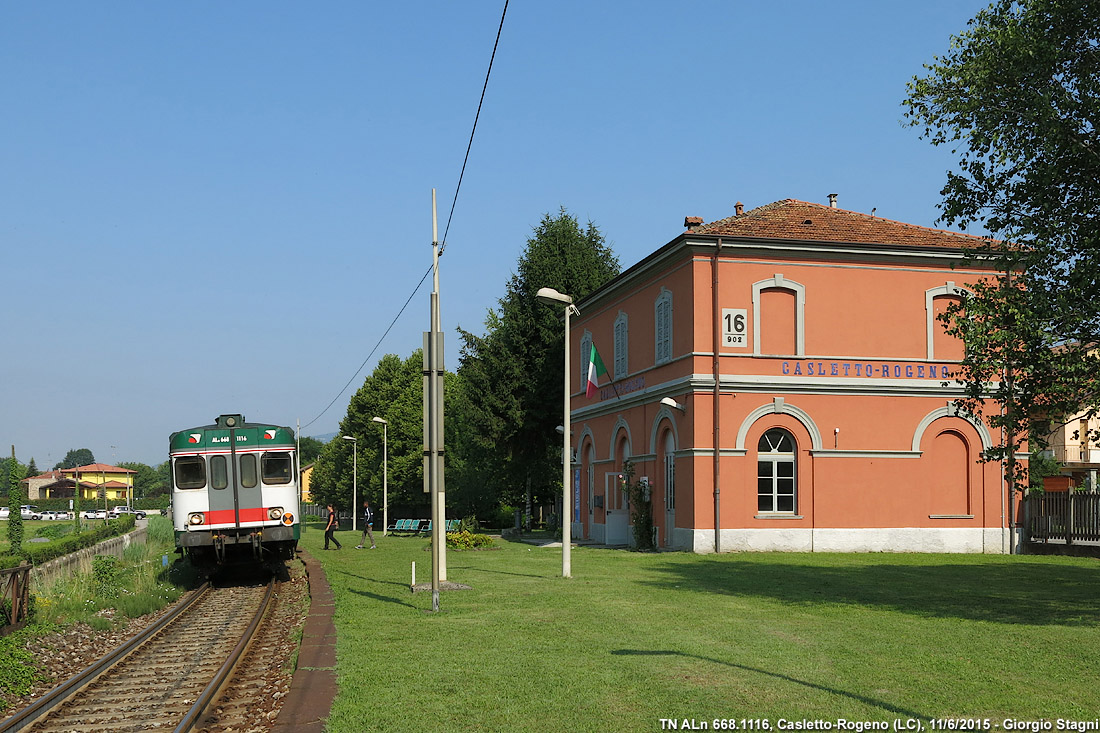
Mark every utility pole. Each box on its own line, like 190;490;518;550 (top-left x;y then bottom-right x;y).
424;189;447;611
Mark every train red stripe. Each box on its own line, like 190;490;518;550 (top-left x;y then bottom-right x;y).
205;507;269;524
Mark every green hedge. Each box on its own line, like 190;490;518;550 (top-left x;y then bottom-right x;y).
0;514;136;570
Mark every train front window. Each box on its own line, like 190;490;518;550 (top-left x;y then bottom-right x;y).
262;453;292;485
210;455;228;490
175;456;206;490
240;454;258;488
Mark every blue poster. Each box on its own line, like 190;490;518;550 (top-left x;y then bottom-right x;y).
573;468;581;522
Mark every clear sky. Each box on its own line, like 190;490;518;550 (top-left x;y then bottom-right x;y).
1;1;990;468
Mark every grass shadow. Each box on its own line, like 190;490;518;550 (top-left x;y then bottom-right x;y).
612;649;929;718
347;586;418;609
447;564;549;579
643;556;1100;626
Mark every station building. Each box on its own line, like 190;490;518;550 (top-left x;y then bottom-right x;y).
569;197;1019;554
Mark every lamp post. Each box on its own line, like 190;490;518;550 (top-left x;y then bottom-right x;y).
536;286;579;579
372;417;388;536
342;435;357;532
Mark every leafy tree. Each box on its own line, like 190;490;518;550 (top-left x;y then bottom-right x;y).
310;352;428;516
1028;447;1063;493
454;208;620;514
55;448;95;470
905;0;1100;498
298;436;325;465
156;460;172;493
119;462;166;500
7;449;25;553
1;456;27;500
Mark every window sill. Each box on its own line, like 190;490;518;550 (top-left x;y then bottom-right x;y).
928;514;974;519
754;513;803;520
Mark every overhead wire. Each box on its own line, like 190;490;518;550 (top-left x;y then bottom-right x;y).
301;0;509;431
440;0;509;255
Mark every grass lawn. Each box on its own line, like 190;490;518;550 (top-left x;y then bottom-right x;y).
303;523;1100;733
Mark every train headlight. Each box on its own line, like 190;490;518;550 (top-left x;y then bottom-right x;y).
187;512;205;525
281;512;294;526
268;507;284;520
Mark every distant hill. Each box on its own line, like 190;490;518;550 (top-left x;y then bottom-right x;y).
309;431;338;443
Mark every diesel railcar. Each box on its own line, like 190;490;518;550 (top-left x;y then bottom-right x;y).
170;414;299;563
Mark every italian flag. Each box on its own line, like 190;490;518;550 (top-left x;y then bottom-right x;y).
586;343;609;398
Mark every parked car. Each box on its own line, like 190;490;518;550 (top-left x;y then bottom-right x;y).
20;506;41;520
0;507;8;520
40;510;60;520
81;509;109;520
112;506;147;520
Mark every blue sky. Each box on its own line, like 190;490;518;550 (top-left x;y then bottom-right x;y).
1;1;990;468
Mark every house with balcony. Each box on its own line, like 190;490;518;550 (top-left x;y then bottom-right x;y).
27;463;136;503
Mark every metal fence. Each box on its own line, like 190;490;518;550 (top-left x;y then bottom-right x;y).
1025;491;1100;544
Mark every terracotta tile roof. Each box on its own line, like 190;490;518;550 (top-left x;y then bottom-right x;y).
693;199;993;249
60;463;136;474
22;470;64;482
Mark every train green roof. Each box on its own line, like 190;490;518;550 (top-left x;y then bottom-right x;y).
169;418;295;453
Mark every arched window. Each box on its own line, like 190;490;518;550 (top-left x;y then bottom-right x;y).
757;428;796;513
655;289;673;365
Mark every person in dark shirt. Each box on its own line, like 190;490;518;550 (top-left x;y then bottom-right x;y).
356;500;376;549
324;503;342;550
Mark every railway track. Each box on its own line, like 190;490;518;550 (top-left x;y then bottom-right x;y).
0;578;276;733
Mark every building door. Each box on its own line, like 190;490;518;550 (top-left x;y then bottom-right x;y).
605;436;632;545
605;472;631;545
663;431;676;547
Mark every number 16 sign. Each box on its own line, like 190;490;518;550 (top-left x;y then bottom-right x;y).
722;308;747;348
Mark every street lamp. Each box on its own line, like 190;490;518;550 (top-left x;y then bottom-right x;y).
536;286;579;579
372;417;388;536
342;435;357;532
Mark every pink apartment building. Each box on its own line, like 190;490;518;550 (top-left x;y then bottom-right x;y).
568;198;1020;553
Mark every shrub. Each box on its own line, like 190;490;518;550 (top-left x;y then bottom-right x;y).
446;530;496;550
620;460;655;551
92;555;120;598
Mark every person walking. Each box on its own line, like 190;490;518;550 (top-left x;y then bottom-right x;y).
356;499;376;549
324;503;342;550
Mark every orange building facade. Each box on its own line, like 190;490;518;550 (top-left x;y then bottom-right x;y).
569;199;1020;553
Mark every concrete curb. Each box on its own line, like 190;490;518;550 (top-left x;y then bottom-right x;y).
273;550;337;732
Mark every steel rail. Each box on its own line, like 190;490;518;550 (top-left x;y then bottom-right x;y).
0;582;212;733
174;577;276;732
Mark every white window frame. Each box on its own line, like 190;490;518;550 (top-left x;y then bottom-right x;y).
925;282;970;361
752;274;805;357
